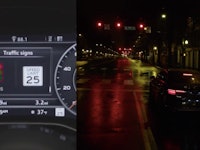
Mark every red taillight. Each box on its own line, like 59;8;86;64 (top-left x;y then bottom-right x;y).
183;73;193;76
168;89;176;95
168;89;186;95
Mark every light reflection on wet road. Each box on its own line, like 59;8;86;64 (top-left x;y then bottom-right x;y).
77;58;147;150
77;57;200;150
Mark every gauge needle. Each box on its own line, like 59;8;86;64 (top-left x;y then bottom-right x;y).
69;100;77;109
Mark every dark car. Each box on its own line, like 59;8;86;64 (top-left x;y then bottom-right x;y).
149;68;200;112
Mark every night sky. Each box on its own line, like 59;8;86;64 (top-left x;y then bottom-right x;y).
78;0;200;18
0;0;199;34
77;0;200;34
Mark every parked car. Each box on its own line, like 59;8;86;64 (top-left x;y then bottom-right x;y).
149;68;200;112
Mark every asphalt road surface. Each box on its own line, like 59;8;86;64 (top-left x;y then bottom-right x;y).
77;57;200;150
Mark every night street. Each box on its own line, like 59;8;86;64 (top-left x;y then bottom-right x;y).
77;57;159;150
77;57;200;150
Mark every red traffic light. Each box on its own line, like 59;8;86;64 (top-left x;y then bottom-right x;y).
116;22;121;27
139;23;144;29
115;22;122;28
96;21;103;29
97;22;102;27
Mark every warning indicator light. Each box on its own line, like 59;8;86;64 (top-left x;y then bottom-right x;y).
0;63;4;82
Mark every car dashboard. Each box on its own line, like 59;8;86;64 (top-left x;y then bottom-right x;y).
0;1;76;149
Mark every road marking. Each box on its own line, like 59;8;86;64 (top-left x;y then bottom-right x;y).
77;78;137;86
124;79;134;85
133;91;158;150
77;87;134;92
101;67;107;71
124;68;131;71
77;88;149;93
76;79;89;84
101;79;111;84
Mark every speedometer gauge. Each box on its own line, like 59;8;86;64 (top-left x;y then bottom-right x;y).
54;43;77;116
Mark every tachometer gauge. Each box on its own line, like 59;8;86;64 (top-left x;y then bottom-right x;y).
54;43;77;116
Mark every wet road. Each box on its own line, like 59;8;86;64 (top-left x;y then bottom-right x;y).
77;57;159;150
77;57;200;150
147;103;200;150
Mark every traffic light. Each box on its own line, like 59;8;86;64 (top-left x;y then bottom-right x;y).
116;22;121;27
97;22;102;27
139;23;144;29
115;21;122;29
96;21;103;29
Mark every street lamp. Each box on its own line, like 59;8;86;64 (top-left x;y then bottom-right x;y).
161;13;167;19
184;40;189;45
181;39;189;68
159;11;168;67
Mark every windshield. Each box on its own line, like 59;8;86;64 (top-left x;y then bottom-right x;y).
78;1;200;150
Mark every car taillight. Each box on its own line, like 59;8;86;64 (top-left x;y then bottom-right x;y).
168;89;186;95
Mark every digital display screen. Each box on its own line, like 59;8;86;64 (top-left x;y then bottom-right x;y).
0;47;51;94
0;1;76;149
23;66;43;87
0;35;77;126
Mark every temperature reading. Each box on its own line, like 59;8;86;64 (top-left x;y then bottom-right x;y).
37;109;48;115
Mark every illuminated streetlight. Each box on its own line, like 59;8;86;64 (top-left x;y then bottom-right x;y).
161;13;167;19
153;46;158;50
184;40;189;45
